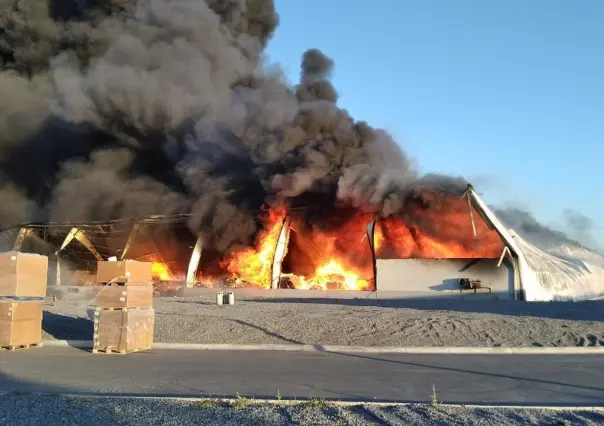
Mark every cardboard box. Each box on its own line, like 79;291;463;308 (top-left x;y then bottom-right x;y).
96;261;153;286
0;252;48;297
0;300;43;347
96;285;153;309
0;300;43;321
93;308;154;354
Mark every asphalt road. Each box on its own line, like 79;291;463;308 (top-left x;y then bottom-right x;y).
1;347;603;405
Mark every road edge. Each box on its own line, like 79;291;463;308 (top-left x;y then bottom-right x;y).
41;340;604;354
1;392;603;411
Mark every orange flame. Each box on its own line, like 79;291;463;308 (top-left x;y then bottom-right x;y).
282;259;370;290
376;199;504;259
152;262;172;281
220;208;375;290
219;207;286;288
218;194;505;291
281;210;376;290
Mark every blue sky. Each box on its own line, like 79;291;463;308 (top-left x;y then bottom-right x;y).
265;0;603;247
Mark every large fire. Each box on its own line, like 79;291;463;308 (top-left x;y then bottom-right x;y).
210;193;505;291
219;207;286;288
280;209;378;291
281;260;370;291
152;261;172;281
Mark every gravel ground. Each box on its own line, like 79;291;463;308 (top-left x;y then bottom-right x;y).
42;296;604;347
2;394;603;426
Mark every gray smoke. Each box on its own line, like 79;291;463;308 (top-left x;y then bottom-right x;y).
562;209;601;252
0;0;596;255
494;207;600;253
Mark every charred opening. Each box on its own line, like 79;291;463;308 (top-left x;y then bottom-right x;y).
185;193;507;291
0;189;509;295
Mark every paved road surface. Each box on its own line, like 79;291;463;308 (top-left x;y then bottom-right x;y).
1;347;603;405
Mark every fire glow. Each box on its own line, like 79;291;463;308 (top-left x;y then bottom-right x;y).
152;261;172;281
219;207;286;288
205;194;505;291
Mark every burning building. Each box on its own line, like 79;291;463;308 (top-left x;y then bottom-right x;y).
0;0;601;301
1;183;603;301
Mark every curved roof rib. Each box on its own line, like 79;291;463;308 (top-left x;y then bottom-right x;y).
466;185;604;301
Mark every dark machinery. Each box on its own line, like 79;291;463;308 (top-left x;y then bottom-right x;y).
459;278;491;294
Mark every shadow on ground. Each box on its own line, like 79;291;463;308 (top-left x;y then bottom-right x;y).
169;300;215;306
230;319;304;344
43;311;93;341
244;298;604;322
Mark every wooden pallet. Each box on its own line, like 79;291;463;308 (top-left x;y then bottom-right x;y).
94;306;146;312
0;296;45;301
0;342;43;352
93;308;154;355
97;282;127;287
92;346;151;355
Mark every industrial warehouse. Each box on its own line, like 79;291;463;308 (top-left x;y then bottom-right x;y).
1;185;602;303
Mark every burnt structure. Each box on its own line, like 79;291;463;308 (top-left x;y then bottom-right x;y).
0;185;526;300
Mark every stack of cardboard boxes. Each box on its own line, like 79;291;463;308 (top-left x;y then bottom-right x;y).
93;260;155;354
0;252;48;350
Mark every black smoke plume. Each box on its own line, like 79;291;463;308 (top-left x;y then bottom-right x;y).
0;0;598;254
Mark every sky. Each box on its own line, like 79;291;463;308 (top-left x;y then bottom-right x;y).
265;0;604;248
